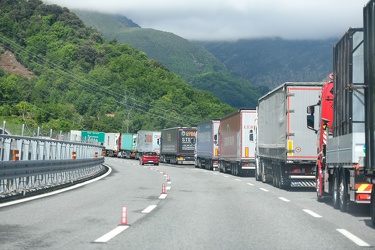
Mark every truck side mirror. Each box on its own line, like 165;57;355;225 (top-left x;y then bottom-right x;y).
307;114;316;132
157;138;160;145
307;105;315;115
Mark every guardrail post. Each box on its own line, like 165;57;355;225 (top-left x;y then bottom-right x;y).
38;141;45;160
72;151;76;160
31;140;37;160
51;142;56;160
3;138;11;161
23;140;30;160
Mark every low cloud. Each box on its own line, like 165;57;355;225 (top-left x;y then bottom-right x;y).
44;0;369;41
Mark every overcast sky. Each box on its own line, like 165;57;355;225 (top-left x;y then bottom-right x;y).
45;0;369;41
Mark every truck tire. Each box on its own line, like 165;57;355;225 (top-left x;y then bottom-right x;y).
272;166;277;187
332;169;340;209
261;162;267;183
339;169;348;212
255;167;260;181
371;188;375;227
255;158;261;181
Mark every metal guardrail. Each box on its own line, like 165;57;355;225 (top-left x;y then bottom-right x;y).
0;134;106;199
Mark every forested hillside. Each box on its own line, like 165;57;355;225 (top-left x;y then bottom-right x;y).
0;0;235;134
197;38;335;88
73;10;264;109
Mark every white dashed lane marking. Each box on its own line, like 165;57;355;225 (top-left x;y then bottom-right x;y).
94;225;129;243
159;193;167;199
336;229;370;247
142;205;157;214
302;209;322;218
278;197;290;202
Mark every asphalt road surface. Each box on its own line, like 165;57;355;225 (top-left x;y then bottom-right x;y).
0;157;374;250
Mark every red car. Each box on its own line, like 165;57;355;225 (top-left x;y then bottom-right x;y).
140;152;159;166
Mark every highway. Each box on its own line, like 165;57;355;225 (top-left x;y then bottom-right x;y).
0;157;374;250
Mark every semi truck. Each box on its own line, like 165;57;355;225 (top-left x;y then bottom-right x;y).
117;133;137;159
256;82;323;188
364;0;375;226
195;119;220;171
218;109;257;176
104;133;120;157
306;28;370;212
159;127;197;164
135;130;161;159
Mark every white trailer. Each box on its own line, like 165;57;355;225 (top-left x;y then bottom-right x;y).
135;130;161;159
104;133;119;157
218;109;257;176
256;82;323;188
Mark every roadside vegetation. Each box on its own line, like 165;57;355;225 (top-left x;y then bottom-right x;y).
0;0;235;134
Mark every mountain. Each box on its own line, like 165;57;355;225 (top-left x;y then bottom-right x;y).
73;10;335;94
73;10;263;109
196;38;336;89
0;0;235;133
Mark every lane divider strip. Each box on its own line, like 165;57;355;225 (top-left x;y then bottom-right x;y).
94;225;129;243
278;197;290;202
302;209;322;218
142;205;157;214
336;229;370;247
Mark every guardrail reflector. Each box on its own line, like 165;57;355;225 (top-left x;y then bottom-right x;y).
12;150;19;161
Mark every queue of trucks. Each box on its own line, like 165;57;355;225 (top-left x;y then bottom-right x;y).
65;0;375;226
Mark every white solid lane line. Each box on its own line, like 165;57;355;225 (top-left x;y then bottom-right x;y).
302;209;322;218
0;165;112;208
94;225;129;243
142;205;157;214
336;229;370;247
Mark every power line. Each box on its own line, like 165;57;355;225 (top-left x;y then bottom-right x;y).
0;33;201;126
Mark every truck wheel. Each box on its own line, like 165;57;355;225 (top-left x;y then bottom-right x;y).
371;188;375;227
272;166;276;187
255;158;261;181
339;170;348;212
332;169;340;209
261;163;267;183
255;167;260;181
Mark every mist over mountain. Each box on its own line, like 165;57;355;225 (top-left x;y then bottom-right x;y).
74;10;337;106
196;38;336;89
74;10;264;109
